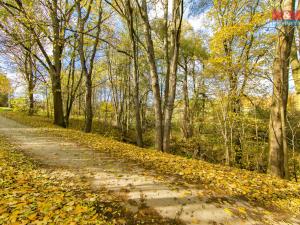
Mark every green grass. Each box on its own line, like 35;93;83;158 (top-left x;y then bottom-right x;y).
0;107;12;112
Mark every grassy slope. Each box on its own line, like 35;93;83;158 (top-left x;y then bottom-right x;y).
1;111;300;214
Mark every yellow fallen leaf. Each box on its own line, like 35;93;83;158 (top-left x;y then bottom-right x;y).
238;207;247;214
28;213;37;221
224;208;233;216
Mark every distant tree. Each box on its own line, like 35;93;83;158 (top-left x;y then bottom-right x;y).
178;23;207;139
291;38;300;112
0;73;11;107
75;0;103;133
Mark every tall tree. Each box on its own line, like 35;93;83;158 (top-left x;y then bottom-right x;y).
208;0;266;165
179;25;207;139
162;0;184;151
136;0;164;150
135;0;183;151
106;0;144;146
0;0;74;127
268;0;295;179
76;0;103;133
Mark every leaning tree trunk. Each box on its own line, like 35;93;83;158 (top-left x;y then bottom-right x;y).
268;0;294;179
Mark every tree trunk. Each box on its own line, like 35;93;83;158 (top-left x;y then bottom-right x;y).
85;73;93;132
268;0;294;179
163;0;183;151
45;86;50;118
50;0;66;127
131;57;143;146
76;0;102;133
28;86;34;115
127;0;143;146
291;51;300;112
51;70;66;127
139;0;163;151
182;61;192;139
24;52;35;116
163;0;170;117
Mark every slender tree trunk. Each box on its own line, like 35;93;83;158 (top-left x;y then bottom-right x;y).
76;1;92;132
85;73;93;132
127;0;143;146
291;49;300;112
76;0;102;133
268;0;294;179
163;0;170;117
131;56;143;146
291;68;300;111
138;0;163;151
28;85;34;115
65;41;82;127
224;39;243;166
24;52;35;116
45;86;50;118
182;60;192;138
163;0;183;151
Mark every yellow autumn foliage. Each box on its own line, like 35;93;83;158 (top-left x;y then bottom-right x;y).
2;112;300;214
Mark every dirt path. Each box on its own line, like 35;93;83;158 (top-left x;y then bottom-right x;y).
0;115;299;225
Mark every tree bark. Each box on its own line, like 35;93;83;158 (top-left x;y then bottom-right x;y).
76;0;102;133
163;0;183;151
163;0;170;117
50;0;66;127
126;0;143;146
291;61;300;111
0;0;70;127
137;0;163;151
85;73;93;132
24;51;35;116
28;84;34;115
291;47;300;112
51;69;66;127
268;0;294;179
182;60;192;138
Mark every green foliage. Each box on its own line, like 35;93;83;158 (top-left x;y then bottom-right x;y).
0;74;11;107
0;73;11;95
10;98;28;113
0;107;12;112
